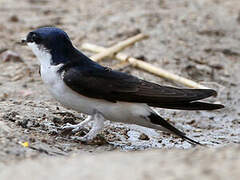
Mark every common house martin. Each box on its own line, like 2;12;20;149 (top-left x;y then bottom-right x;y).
24;27;224;145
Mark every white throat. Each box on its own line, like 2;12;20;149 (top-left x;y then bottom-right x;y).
27;42;52;69
27;42;63;88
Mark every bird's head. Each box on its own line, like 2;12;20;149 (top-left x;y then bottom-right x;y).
25;27;74;65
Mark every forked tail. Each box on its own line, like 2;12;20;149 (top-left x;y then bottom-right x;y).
149;113;201;145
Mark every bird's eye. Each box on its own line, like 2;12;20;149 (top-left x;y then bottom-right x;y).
32;33;42;44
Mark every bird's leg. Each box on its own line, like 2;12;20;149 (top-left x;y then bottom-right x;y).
61;115;92;132
77;111;105;141
63;110;105;142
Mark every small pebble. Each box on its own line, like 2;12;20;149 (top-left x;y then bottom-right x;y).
51;117;62;124
9;15;19;22
138;133;150;141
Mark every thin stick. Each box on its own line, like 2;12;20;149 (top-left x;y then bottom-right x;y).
112;61;130;70
82;43;209;89
90;33;148;62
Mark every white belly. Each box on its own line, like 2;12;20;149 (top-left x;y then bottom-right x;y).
40;64;152;125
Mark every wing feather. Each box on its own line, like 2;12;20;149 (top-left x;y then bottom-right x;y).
62;64;218;106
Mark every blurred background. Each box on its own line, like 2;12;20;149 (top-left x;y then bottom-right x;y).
0;0;240;179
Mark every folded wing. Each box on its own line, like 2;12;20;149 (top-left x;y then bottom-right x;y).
62;64;223;110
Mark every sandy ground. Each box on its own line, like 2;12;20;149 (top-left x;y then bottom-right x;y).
1;146;240;180
0;0;240;179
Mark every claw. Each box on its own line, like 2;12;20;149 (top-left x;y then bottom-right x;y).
60;122;89;136
61;123;81;131
61;123;73;129
72;126;83;133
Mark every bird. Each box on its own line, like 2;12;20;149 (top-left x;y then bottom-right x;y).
23;27;224;145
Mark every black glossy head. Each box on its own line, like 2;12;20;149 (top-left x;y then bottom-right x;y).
27;27;76;65
27;27;73;47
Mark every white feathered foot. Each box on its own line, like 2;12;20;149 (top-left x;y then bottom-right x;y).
61;110;105;141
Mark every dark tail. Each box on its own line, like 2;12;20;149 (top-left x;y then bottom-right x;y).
149;113;201;145
148;101;224;110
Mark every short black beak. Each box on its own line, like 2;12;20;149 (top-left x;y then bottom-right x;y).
20;32;33;46
21;39;27;45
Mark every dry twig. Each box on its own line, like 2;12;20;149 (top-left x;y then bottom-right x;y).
90;33;148;62
111;61;130;70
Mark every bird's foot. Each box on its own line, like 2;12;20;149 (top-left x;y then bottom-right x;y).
61;123;85;133
61;110;105;142
60;116;92;135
